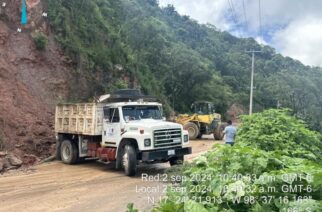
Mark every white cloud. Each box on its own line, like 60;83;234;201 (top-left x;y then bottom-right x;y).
254;36;267;46
272;17;322;67
158;0;322;66
159;0;229;30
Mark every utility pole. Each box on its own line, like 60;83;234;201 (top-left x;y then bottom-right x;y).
246;50;261;115
167;51;175;113
172;67;174;111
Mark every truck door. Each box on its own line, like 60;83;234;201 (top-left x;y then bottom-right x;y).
103;107;121;146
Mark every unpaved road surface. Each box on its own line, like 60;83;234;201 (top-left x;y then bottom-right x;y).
0;139;221;212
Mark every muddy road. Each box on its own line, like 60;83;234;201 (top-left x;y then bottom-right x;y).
0;139;221;212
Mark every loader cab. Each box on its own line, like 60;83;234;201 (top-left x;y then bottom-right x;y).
191;101;216;115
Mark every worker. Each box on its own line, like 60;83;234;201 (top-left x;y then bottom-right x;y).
223;120;236;146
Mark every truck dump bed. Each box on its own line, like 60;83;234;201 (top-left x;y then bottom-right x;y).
55;103;104;135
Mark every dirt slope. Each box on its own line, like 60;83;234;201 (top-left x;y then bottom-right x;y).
0;0;72;162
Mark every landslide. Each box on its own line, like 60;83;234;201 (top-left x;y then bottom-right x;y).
0;0;74;169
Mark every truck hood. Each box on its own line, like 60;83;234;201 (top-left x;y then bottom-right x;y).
125;119;182;130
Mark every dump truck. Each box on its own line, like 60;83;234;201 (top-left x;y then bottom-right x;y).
175;101;226;140
55;90;191;176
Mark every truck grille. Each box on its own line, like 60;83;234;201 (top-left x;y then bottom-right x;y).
153;128;182;148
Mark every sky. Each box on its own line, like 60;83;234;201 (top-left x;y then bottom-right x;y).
158;0;322;67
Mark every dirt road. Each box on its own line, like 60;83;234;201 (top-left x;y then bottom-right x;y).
0;139;220;212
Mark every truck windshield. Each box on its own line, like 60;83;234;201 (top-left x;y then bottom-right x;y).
122;105;162;120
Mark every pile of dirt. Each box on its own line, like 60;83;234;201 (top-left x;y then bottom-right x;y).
0;0;74;168
226;103;246;123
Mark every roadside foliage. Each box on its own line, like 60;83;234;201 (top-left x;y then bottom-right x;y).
150;109;322;211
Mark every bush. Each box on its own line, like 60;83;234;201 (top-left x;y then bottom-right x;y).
152;145;322;211
236;109;322;163
33;32;48;50
149;109;322;212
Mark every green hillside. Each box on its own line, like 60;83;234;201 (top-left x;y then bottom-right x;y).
44;0;322;131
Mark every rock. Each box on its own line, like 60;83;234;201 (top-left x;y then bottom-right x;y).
23;154;38;165
2;157;19;170
3;158;11;168
0;151;7;157
16;128;27;136
7;154;22;167
33;126;48;136
23;137;33;144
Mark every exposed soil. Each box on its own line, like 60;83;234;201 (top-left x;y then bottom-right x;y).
0;0;73;162
0;139;220;212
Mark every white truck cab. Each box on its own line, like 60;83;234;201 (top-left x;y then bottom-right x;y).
55;90;191;176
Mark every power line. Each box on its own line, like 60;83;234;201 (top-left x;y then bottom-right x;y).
230;0;238;22
258;0;263;41
227;0;240;36
242;0;248;33
227;0;236;24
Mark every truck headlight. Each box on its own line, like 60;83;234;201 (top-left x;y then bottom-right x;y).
144;139;151;147
184;135;189;143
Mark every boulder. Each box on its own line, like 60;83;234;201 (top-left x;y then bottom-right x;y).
0;151;7;157
2;157;11;169
7;154;22;167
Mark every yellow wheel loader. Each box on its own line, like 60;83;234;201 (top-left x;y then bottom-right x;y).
175;101;226;140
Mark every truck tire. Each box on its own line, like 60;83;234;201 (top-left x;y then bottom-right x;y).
169;156;184;166
60;140;78;164
122;145;137;176
214;124;226;140
184;122;199;140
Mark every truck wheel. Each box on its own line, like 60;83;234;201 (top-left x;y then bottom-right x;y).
184;122;199;140
122;145;137;176
214;124;226;140
60;140;78;164
169;156;184;166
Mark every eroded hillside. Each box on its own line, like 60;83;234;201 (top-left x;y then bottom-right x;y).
0;0;72;167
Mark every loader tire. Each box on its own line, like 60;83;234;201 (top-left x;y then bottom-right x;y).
196;133;202;139
60;140;78;164
214;124;226;140
184;122;199;140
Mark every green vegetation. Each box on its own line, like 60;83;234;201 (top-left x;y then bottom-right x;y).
44;0;322;132
150;109;322;211
126;203;138;212
236;109;322;163
32;32;48;50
